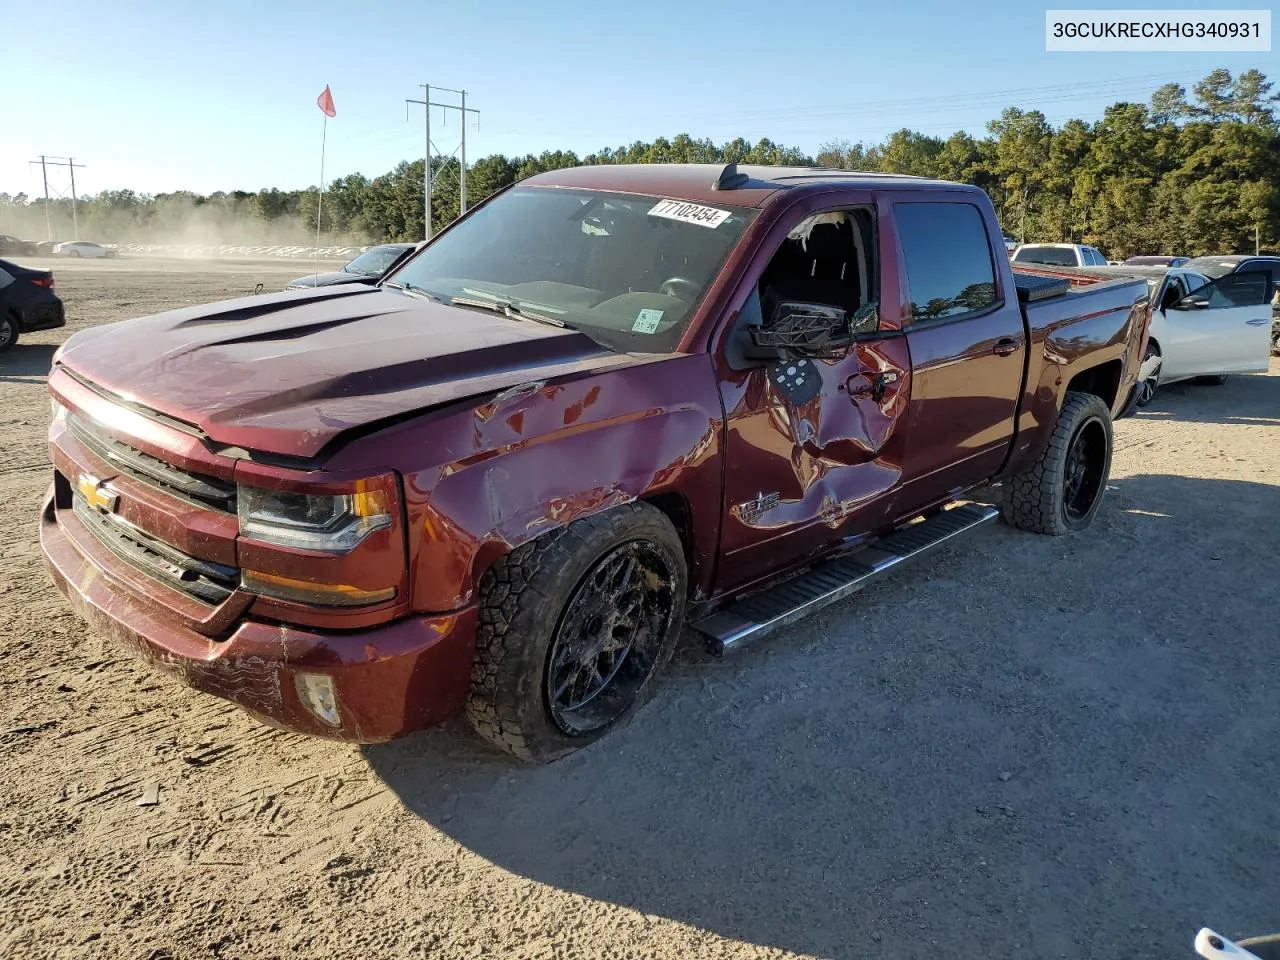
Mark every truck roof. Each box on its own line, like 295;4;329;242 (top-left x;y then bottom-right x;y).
521;163;979;208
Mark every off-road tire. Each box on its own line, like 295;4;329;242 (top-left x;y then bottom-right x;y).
1196;374;1229;385
0;314;17;353
466;502;687;762
1001;390;1113;536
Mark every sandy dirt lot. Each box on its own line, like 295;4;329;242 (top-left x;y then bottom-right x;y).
1;259;1277;959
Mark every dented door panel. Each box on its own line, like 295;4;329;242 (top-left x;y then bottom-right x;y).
715;337;911;590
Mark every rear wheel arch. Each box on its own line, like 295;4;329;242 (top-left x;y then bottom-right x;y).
1064;358;1123;411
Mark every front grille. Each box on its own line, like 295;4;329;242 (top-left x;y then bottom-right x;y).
72;496;239;606
68;413;236;513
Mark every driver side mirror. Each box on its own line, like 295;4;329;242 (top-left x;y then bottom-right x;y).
746;301;849;360
1174;295;1210;310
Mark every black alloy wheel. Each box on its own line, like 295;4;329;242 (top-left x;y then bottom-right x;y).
1062;416;1108;523
545;539;678;736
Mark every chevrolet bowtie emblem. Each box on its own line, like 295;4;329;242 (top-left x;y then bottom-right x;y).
77;474;119;513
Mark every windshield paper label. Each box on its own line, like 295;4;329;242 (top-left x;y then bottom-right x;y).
648;199;732;228
632;309;664;333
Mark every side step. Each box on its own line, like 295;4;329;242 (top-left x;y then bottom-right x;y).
691;503;999;655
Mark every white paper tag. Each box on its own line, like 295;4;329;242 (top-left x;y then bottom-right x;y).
632;309;664;334
648;199;732;229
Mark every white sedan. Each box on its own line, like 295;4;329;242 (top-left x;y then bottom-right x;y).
53;240;115;258
1135;265;1273;405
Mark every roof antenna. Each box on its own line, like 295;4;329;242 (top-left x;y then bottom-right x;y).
713;162;749;191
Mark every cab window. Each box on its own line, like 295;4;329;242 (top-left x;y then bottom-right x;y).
896;202;998;322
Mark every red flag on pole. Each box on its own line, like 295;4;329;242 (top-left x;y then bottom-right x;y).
316;85;335;118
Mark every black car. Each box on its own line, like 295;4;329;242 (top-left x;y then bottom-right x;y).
0;235;37;256
0;259;65;353
1185;254;1280;283
285;242;418;290
1123;255;1189;267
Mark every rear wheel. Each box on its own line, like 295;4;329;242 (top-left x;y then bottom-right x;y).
67;250;81;258
0;314;17;353
1001;391;1113;536
466;502;687;762
1196;373;1229;385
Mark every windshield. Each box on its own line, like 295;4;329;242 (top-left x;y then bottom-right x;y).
1013;246;1077;266
345;245;408;276
384;186;756;352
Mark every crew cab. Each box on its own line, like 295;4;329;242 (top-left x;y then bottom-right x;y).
40;164;1150;761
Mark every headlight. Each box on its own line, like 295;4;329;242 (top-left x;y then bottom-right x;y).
237;484;392;552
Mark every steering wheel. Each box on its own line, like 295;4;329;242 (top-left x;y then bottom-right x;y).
659;277;699;300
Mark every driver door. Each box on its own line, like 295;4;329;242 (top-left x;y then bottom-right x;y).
712;197;911;592
1159;269;1273;379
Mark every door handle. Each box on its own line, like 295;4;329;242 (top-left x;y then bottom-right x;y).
1246;318;1268;325
993;337;1020;357
844;371;898;402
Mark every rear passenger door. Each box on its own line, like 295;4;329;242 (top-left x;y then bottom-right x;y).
892;199;1027;516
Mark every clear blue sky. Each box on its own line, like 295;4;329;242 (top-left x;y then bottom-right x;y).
0;0;1272;198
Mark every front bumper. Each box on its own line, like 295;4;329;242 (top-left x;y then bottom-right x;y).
21;301;65;331
40;490;476;742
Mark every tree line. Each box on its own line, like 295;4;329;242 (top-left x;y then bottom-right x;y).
1;68;1276;259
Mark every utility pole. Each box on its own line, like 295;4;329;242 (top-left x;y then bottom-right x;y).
31;156;52;241
404;85;479;241
28;156;86;240
460;89;467;215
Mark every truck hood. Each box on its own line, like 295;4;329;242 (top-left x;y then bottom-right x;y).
56;285;651;460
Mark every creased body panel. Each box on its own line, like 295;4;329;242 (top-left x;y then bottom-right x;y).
715;338;911;590
319;355;726;611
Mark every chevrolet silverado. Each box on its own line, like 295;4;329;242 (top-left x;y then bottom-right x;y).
41;163;1150;760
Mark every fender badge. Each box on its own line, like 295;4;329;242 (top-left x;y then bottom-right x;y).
77;474;119;513
736;491;780;523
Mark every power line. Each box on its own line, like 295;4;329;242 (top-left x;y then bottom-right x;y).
405;84;479;240
27;156;86;241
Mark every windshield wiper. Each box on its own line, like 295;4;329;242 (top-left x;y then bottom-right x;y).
449;296;568;328
383;280;450;304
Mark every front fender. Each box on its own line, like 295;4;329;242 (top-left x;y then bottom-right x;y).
393;355;725;612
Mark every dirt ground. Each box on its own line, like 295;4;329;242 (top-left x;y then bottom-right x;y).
1;259;1277;960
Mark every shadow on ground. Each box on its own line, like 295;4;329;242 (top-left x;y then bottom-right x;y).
1136;370;1280;426
0;343;56;381
365;470;1280;958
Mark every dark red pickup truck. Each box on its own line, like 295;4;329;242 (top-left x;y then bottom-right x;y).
40;164;1150;760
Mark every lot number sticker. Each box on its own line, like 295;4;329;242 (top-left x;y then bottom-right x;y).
648;199;732;228
632;309;664;333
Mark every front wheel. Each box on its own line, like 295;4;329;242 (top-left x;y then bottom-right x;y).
1001;391;1113;536
466;502;687;762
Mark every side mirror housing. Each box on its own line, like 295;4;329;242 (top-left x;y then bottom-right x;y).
743;300;879;361
1174;295;1210;310
749;301;848;358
